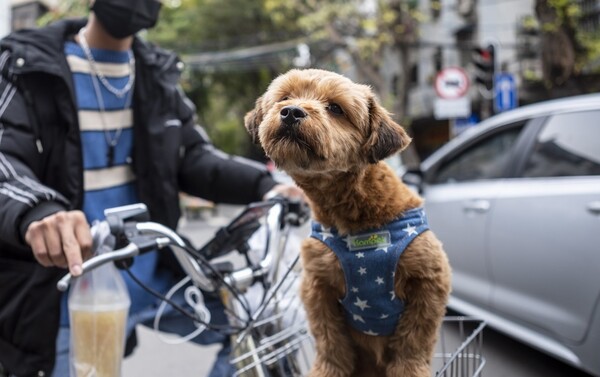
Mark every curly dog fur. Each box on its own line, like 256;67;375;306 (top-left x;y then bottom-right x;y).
245;69;451;377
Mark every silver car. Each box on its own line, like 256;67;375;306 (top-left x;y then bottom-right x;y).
405;93;600;376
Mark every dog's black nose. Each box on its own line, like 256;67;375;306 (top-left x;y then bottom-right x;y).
280;105;307;126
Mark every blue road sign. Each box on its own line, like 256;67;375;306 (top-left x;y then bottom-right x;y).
453;114;480;136
494;73;517;113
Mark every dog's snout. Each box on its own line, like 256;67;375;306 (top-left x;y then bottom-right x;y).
280;105;307;126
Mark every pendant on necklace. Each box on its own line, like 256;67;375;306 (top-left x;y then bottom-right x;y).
107;145;115;167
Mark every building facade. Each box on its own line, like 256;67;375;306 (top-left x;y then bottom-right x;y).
404;0;539;158
9;0;58;31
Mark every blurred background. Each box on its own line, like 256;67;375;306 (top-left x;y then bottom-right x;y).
2;0;599;168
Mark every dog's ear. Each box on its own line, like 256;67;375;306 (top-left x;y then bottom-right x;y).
244;96;264;144
363;97;412;163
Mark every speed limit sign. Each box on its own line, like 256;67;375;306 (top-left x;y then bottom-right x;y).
435;67;470;99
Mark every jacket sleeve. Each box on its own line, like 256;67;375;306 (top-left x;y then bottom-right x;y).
174;87;278;204
0;50;69;249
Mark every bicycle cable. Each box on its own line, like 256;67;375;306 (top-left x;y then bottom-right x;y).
189;247;254;321
123;268;245;334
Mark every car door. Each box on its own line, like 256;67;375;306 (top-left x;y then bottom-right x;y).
422;121;530;310
488;110;600;343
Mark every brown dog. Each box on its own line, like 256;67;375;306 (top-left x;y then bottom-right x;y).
245;69;451;377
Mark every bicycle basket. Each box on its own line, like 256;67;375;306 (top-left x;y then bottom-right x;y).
228;253;315;377
433;316;486;377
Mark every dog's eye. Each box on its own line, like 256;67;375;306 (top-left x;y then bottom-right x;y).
279;96;289;102
327;103;344;115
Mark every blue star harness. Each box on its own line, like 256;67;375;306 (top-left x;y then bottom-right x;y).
310;208;429;336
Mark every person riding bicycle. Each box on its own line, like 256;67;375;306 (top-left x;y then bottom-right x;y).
0;0;302;376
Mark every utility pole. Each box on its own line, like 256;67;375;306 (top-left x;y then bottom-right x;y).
0;0;10;39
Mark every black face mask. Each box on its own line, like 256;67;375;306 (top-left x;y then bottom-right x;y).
91;0;162;39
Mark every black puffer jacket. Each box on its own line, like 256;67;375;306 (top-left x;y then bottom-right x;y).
0;19;276;376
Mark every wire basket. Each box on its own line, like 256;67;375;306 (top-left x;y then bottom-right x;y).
229;255;315;377
230;313;486;377
433;316;486;377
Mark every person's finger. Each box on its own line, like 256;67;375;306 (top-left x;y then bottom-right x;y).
25;223;52;267
42;214;69;268
56;212;83;276
73;212;93;262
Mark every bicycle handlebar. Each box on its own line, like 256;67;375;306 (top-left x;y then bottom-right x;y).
56;198;309;294
56;222;177;292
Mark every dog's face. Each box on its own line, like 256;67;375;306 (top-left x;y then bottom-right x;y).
244;69;411;174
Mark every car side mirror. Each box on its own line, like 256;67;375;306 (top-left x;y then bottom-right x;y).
402;169;424;194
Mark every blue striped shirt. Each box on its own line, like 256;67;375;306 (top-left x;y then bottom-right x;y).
61;41;170;326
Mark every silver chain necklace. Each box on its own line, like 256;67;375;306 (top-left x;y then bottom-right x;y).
77;28;135;167
78;27;135;98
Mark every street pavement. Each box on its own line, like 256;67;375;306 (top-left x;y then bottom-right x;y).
122;327;220;376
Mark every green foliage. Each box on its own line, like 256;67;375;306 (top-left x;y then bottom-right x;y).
578;33;600;72
184;69;276;155
543;0;600;73
548;0;580;24
37;0;88;26
264;0;421;122
33;0;423;154
520;15;540;32
146;0;303;157
149;0;298;54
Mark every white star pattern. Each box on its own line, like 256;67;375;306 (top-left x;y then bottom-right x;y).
353;314;366;323
320;227;334;240
344;236;353;248
403;223;418;236
311;216;421;337
354;297;371;311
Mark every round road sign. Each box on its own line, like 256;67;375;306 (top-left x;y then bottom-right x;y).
435;67;469;99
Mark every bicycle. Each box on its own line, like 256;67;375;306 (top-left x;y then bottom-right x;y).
57;198;486;377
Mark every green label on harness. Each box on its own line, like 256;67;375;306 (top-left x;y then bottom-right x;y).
348;231;391;251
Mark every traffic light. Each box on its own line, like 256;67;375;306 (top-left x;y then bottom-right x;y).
472;44;495;91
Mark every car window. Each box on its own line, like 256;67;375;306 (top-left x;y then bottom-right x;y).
431;124;524;184
522;111;600;178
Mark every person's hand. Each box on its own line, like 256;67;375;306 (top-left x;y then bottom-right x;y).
24;210;92;276
263;183;306;202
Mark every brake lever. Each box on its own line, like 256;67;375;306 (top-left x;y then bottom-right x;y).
56;243;140;292
56;236;172;292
